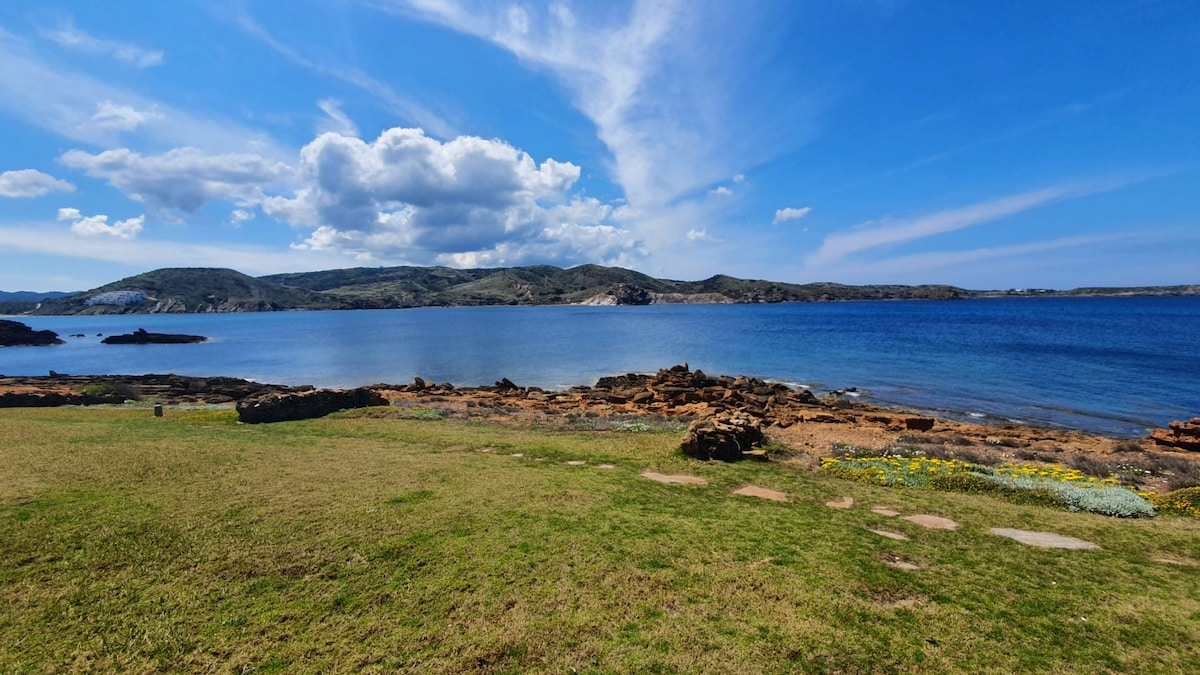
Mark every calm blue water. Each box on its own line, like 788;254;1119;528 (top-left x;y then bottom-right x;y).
3;297;1198;437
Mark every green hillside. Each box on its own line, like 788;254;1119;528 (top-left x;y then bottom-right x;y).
26;263;1191;316
32;268;343;315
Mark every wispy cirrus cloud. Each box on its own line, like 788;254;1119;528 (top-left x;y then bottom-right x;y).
41;19;164;68
382;0;816;253
0;26;286;155
0;222;351;277
805;181;1130;271
231;10;455;139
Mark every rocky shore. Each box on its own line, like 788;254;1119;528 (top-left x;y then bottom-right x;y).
2;365;1193;462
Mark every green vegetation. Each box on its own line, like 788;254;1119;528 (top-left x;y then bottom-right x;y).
1152;487;1200;518
821;451;1157;518
24;265;1200;315
2;407;1199;672
32;268;342;315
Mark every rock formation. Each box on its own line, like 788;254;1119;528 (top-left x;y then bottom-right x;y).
236;387;388;424
101;328;208;344
0;319;63;347
1148;418;1200;452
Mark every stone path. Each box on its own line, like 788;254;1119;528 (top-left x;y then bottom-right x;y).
475;449;1111;561
640;472;709;485
991;528;1098;550
902;514;959;530
733;485;788;502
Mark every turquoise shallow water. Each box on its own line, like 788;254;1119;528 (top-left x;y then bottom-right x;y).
3;296;1198;437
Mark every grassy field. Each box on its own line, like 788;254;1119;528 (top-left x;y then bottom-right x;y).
2;407;1199;673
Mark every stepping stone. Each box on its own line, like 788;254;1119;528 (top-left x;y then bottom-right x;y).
871;507;900;517
1154;557;1199;567
596;464;616;469
510;453;524;457
869;528;909;541
640;471;708;485
733;485;788;502
535;458;547;462
902;514;959;530
991;528;1098;550
826;497;854;509
476;448;496;453
565;460;586;466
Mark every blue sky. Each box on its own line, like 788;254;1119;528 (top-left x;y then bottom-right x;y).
0;0;1197;292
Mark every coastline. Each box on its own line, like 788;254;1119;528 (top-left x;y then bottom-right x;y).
1;365;1185;459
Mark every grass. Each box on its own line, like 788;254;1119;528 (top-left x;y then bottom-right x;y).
2;407;1200;673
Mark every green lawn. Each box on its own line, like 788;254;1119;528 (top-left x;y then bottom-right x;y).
2;407;1199;673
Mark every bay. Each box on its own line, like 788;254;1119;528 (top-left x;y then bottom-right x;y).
3;296;1198;437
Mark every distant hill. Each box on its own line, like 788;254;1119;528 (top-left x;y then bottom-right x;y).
31;268;343;315
20;265;1196;315
0;291;75;302
0;291;76;316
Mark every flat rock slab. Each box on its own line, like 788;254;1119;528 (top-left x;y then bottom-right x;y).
565;460;587;466
871;507;900;517
826;497;854;509
733;485;788;502
884;556;923;570
869;529;909;541
991;528;1098;550
640;472;709;485
596;464;616;469
902;514;959;530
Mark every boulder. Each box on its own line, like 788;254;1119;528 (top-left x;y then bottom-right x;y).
1148;418;1200;452
680;411;765;461
237;387;388;424
0;319;63;347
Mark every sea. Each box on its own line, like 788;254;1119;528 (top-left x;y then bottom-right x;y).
3;296;1198;437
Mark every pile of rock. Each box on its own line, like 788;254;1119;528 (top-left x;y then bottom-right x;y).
680;410;766;461
587;363;818;417
1148;418;1200;452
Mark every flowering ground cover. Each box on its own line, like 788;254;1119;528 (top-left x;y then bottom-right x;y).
821;450;1159;518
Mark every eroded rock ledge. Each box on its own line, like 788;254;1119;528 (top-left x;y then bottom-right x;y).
0;366;1193;457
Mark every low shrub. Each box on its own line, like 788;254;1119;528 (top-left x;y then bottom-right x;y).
976;464;1155;518
821;454;1157;518
1149;487;1200;518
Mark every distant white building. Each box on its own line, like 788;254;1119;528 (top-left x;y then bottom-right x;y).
85;290;148;306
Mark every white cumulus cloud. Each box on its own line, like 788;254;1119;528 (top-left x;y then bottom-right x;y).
59;147;291;213
0;169;75;198
773;206;812;224
266;127;639;266
88;100;164;132
58;207;144;239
